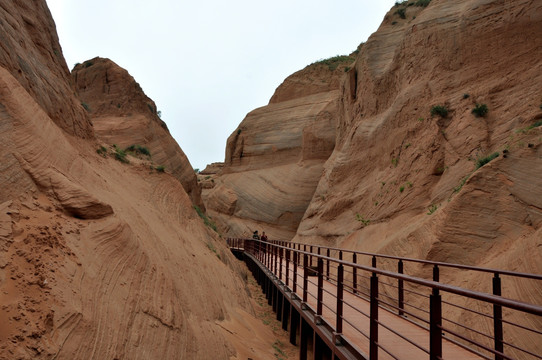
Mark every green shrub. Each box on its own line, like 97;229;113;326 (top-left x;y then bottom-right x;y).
453;174;471;194
427;204;438;215
83;61;94;68
396;8;406;19
391;157;399;167
463;93;470;99
399;186;405;193
155;165;165;172
430;105;448;118
472;103;489;117
312;55;354;71
81;102;91;112
113;145;129;164
125;144;151;157
96;145;107;157
475;152;499;169
355;213;370;226
194;205;218;232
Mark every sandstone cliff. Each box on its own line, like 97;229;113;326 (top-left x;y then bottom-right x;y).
205;0;542;355
72;57;205;210
0;1;272;359
203;56;354;239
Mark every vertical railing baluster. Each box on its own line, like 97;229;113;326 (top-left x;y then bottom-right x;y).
430;287;442;360
336;264;344;334
493;273;504;360
398;260;404;316
274;244;278;275
279;246;283;281
293;251;298;294
317;258;323;316
326;248;330;280
285;248;290;287
303;254;309;303
370;270;379;360
352;253;357;294
430;264;442;360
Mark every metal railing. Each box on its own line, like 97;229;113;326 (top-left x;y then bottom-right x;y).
227;238;542;360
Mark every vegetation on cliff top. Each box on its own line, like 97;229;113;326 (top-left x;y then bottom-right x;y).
311;55;355;71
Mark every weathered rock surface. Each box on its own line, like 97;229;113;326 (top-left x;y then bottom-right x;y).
205;0;542;355
204;58;353;238
0;0;93;139
72;57;205;210
0;2;274;359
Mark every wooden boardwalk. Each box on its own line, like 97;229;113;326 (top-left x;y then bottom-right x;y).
270;254;482;360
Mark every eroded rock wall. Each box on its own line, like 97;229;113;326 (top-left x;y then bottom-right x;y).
72;57;205;210
204;58;353;239
0;2;258;359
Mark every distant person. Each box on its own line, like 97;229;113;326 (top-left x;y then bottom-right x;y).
252;230;260;240
260;232;268;242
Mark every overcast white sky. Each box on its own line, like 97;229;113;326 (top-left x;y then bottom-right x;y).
46;0;396;170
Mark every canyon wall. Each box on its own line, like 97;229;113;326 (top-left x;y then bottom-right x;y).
0;1;264;359
203;57;354;239
205;0;542;354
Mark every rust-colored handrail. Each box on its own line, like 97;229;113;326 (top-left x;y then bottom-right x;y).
226;238;542;360
271;239;542;280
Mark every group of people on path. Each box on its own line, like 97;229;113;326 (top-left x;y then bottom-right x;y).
252;230;268;241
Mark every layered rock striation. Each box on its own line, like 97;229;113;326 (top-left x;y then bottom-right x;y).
0;2;267;359
72;57;204;210
206;0;542;355
204;57;354;239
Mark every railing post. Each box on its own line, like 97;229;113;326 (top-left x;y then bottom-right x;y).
310;245;313;267
430;265;442;360
370;271;379;360
336;264;344;334
372;255;377;268
274;244;278;275
339;250;343;261
352;253;357;294
279;246;283;281
293;251;298;294
265;242;269;267
493;273;504;360
430;287;442;360
398;260;404;316
317;258;323;316
303;254;309;303
326;248;330;280
285;249;290;287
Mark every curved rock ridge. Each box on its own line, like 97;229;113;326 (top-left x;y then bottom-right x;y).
0;2;276;359
0;0;93;139
269;53;357;104
72;57;204;210
205;83;340;238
